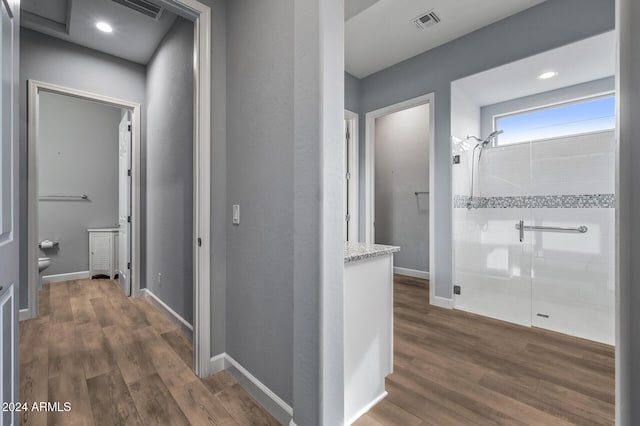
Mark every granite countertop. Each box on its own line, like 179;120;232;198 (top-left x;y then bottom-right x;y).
344;241;400;263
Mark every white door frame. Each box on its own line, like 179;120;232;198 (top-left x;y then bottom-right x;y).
161;0;212;378
25;0;213;379
27;80;142;321
364;93;436;300
344;109;359;242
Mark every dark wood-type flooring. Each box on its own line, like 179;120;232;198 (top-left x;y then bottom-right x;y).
355;275;615;426
20;276;614;425
19;279;279;426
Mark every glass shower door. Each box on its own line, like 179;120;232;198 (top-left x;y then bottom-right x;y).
528;131;615;344
452;139;533;327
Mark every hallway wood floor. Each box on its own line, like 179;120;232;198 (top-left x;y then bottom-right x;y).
355;275;615;426
19;279;278;426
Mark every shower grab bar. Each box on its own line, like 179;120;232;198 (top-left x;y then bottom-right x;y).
39;194;88;201
515;222;588;242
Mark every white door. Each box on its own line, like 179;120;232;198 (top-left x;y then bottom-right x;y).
118;113;131;295
0;1;19;424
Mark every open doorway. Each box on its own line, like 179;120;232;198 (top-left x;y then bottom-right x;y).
19;0;213;381
345;1;616;424
364;94;436;296
27;82;140;310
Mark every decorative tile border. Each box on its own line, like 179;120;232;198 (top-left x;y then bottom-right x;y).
454;194;615;209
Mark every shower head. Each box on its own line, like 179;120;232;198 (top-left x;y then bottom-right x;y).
467;130;504;146
481;129;504;146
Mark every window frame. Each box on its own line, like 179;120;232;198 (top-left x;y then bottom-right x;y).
491;91;616;147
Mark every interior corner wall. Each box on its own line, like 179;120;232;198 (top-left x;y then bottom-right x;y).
226;0;295;408
345;72;361;113
145;16;194;325
451;84;481;141
358;0;615;300
480;76;615;136
18;28;146;310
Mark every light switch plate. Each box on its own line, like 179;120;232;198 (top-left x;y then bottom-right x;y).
233;205;240;225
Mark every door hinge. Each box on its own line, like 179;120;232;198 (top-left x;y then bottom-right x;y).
197;237;202;247
127;124;131;132
127;216;131;223
454;285;461;295
345;172;351;180
345;214;350;222
453;155;460;164
127;262;131;270
127;169;131;177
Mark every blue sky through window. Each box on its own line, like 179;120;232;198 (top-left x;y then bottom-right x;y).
495;96;615;145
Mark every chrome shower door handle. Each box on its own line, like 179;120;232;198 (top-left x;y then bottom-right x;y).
517;220;524;242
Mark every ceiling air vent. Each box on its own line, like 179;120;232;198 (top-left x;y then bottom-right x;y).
112;0;165;20
412;10;441;31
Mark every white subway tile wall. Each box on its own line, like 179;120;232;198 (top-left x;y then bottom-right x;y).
452;130;615;344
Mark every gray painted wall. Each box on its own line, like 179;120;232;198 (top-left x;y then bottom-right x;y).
37;92;120;276
480;76;615;137
226;0;295;406
226;1;345;423
374;104;429;272
145;17;194;325
19;28;146;309
357;0;615;299
345;72;361;113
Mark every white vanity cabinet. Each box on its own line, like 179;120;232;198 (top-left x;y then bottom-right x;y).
343;242;400;424
88;228;119;279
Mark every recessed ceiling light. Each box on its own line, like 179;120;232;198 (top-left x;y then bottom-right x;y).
537;71;558;80
96;22;113;33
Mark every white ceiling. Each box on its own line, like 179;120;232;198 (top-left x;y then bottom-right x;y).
21;0;179;65
345;0;547;78
345;0;382;21
453;31;615;107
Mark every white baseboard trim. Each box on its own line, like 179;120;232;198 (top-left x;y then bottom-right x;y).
42;270;90;284
347;391;388;425
19;308;32;321
210;353;293;424
225;354;293;416
431;295;454;309
209;352;228;374
141;288;193;337
393;267;429;280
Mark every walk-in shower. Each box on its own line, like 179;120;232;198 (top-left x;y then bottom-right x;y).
450;34;616;345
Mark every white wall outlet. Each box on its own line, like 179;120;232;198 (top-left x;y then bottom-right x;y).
233;204;240;225
157;273;162;286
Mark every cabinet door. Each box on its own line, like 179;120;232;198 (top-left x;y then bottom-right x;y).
91;233;112;273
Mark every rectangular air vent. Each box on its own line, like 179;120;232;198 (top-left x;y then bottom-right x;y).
112;0;165;20
412;10;441;31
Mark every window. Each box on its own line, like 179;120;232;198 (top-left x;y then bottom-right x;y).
494;95;615;146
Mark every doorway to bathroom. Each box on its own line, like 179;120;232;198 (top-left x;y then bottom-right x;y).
364;94;437;302
26;81;141;321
